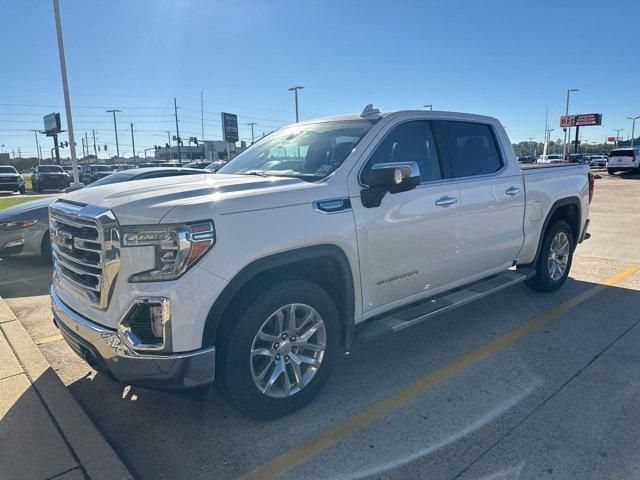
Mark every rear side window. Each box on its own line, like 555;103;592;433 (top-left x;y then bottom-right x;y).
439;121;503;177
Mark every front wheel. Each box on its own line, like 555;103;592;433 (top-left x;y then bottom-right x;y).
607;168;615;175
525;220;574;292
19;186;26;194
218;279;340;419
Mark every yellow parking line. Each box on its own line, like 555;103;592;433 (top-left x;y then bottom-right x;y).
35;334;64;345
241;264;640;480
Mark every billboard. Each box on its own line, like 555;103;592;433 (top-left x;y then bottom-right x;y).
608;136;622;142
43;112;62;135
221;112;239;143
560;113;602;128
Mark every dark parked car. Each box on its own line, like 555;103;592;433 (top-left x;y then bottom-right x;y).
517;156;537;164
80;164;114;183
32;165;70;192
0;167;207;259
0;165;26;194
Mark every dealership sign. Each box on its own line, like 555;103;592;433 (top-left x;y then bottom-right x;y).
43;112;62;135
608;136;622;142
221;112;239;143
560;113;602;128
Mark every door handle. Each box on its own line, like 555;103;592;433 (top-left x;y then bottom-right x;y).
435;196;457;207
505;186;521;196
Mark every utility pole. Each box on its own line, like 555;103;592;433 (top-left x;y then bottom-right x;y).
627;115;639;148
562;88;579;160
106;109;121;157
85;131;89;158
81;137;86;157
423;104;433;110
17;147;22;158
92;129;97;158
130;123;136;158
174;97;181;162
614;129;624;148
200;90;205;141
53;0;80;185
247;122;257;144
288;86;304;122
31;130;42;161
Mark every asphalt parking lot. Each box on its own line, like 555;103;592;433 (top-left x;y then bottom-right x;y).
2;171;640;479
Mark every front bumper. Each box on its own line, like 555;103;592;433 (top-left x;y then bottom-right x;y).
51;287;216;389
0;181;21;191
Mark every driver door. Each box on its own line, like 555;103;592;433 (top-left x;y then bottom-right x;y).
350;120;461;316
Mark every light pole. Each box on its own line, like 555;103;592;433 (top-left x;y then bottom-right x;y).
627;116;639;147
288;86;304;122
247;122;257;144
562;88;579;160
53;0;80;185
614;129;624;148
423;104;433;110
130;123;136;158
106;109;121;158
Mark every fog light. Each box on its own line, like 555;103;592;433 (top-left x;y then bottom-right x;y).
119;298;170;352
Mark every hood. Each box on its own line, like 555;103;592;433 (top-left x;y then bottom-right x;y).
0;196;59;221
58;173;325;225
0;173;20;178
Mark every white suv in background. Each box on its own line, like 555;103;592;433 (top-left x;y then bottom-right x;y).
537;154;564;164
607;147;640;175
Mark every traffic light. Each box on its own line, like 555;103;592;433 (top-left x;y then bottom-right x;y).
104;145;108;151
165;143;170;148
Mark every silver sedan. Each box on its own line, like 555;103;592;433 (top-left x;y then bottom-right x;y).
0;196;58;258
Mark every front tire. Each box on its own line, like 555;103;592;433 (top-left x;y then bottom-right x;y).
218;279;340;419
525;220;574;292
607;168;615;175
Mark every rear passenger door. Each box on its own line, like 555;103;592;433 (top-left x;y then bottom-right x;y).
435;120;525;280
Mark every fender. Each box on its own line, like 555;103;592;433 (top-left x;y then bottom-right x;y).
527;196;582;267
201;244;356;348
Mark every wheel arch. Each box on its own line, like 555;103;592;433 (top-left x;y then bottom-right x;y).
526;196;581;268
201;244;356;350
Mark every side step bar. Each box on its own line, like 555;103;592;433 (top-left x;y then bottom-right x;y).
356;268;535;342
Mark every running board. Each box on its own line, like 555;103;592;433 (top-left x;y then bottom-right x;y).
357;268;535;342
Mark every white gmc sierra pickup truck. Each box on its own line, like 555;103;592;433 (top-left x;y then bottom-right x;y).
50;107;593;418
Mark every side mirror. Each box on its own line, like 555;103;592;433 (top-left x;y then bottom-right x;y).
361;161;421;208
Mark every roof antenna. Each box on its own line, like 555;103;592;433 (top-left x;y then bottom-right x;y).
360;104;381;120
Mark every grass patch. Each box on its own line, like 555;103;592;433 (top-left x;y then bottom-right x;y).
0;195;44;211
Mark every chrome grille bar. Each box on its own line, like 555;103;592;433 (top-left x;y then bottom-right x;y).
49;200;120;310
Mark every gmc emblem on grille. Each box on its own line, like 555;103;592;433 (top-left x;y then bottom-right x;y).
51;228;73;247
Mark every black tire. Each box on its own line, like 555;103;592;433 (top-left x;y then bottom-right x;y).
607;168;615;175
525;220;574;292
217;279;340;419
19;186;25;194
41;231;52;262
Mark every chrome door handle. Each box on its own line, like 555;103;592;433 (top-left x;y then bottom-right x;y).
505;186;521;196
435;196;457;207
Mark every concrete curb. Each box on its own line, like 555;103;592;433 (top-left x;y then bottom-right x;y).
0;296;133;480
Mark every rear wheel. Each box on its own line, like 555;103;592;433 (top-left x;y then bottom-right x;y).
607;168;615;175
525;220;574;292
217;279;340;419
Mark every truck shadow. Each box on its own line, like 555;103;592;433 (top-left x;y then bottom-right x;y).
0;258;52;299
30;275;639;480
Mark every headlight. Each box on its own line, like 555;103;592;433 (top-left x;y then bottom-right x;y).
0;219;38;230
121;220;215;282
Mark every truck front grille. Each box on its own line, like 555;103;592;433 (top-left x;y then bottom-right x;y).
49;201;120;310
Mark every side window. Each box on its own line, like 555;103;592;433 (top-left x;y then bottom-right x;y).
439;121;502;177
363;121;442;183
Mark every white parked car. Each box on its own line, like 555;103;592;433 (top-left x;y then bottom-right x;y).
607;147;640;175
49;107;592;418
537;154;564;164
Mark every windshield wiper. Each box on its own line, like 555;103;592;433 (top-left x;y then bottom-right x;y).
241;170;272;177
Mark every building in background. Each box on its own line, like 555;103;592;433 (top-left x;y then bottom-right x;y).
0;153;10;164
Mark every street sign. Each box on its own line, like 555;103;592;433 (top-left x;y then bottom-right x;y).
43;112;62;135
608;136;622;142
221;112;239;143
560;113;602;128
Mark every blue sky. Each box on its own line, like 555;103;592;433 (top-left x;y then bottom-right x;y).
1;0;639;158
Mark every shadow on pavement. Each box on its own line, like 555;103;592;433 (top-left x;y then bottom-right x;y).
0;257;52;299
51;277;640;480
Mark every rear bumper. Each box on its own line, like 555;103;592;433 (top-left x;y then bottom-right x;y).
51;287;216;389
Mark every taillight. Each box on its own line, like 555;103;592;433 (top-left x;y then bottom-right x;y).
588;172;595;204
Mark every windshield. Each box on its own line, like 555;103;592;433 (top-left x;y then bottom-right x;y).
0;166;17;174
609;150;634;157
39;165;64;172
218;120;373;180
